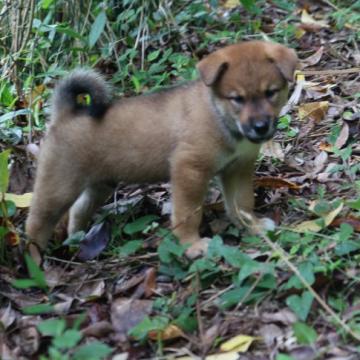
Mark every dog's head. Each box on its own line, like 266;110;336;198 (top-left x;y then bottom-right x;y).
197;41;298;143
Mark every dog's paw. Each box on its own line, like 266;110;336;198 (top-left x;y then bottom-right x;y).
250;217;276;235
185;237;211;259
258;217;276;231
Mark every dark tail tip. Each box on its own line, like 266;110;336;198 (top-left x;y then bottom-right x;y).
52;69;112;120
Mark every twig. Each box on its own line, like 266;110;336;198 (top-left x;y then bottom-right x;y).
320;0;339;10
301;68;360;76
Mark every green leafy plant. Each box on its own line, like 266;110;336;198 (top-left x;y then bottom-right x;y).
12;253;48;291
37;317;113;360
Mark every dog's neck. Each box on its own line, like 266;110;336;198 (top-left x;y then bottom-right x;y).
206;89;244;149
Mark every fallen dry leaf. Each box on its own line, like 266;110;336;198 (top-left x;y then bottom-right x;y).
330;215;360;232
222;0;240;9
319;142;334;152
111;298;153;336
0;304;17;329
301;9;329;28
298;101;329;122
148;324;184;340
302;46;324;67
259;324;283;348
77;280;106;301
280;74;304;116
334;122;349;149
261;141;285;161
255;177;301;190
78;222;110;261
5;193;32;212
133;267;157;298
262;309;297;325
220;334;259;352
5;228;20;246
82;320;114;338
292;202;343;233
311;151;328;176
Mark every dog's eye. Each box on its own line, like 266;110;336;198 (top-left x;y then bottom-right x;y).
265;89;279;99
231;95;245;105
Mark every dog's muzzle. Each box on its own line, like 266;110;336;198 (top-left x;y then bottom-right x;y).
241;116;278;143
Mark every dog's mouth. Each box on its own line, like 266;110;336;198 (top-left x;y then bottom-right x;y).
239;118;278;144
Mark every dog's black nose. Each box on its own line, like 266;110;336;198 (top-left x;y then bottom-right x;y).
253;118;270;135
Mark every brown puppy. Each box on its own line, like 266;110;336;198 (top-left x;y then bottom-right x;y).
26;41;297;258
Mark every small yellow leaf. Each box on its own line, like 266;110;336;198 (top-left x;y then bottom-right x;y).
148;324;184;340
4;193;33;208
319;142;334;152
295;71;305;82
220;334;258;352
223;0;240;9
301;9;329;28
292;219;323;233
295;27;306;39
323;202;344;226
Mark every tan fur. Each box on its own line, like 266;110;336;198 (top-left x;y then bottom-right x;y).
26;41;297;258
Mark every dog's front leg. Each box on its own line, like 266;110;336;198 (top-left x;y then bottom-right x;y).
220;160;275;234
170;155;211;259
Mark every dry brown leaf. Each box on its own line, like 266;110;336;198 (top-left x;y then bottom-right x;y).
261;141;285;161
298;101;329;122
143;268;157;298
255;177;301;190
280;74;304;116
114;272;147;295
302;46;324;67
148;324;185;340
77;280;105;301
335;122;349;149
330;215;360;232
0;304;17;329
259;324;283;348
319;142;334;152
53;299;73;315
5;229;20;247
311;151;328;175
133;267;157;298
82;320;114;338
111;298;152;335
262;309;297;325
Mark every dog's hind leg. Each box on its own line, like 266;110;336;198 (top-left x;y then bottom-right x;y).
68;184;114;235
26;158;85;250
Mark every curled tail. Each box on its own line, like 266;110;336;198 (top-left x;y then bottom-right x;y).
51;69;111;120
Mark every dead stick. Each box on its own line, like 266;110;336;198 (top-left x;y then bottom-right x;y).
301;68;360;76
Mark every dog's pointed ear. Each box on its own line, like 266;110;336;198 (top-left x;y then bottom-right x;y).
266;43;298;82
197;54;229;86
